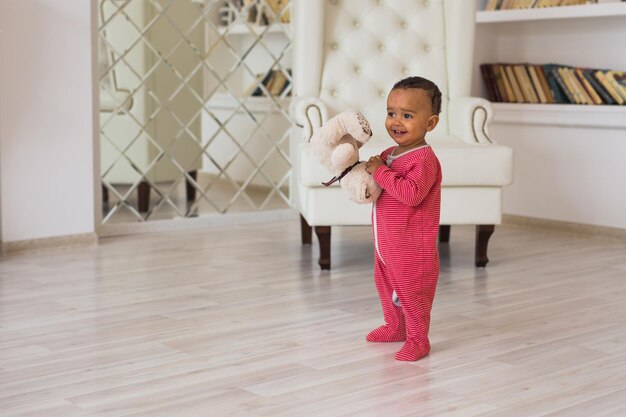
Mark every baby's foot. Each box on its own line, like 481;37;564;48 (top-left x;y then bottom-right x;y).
366;325;406;342
395;339;431;361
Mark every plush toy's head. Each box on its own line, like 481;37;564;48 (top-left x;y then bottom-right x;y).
310;110;382;204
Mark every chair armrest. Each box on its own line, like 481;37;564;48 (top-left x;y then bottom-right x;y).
448;97;495;145
290;96;329;142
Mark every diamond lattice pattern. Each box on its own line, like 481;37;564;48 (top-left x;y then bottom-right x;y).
98;0;293;223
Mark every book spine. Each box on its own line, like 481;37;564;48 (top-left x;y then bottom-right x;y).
575;68;602;105
543;65;568;103
494;64;513;102
520;65;540;103
552;68;576;104
606;71;626;103
582;70;614;105
558;67;582;104
505;65;525;103
528;65;548;104
534;65;555;103
595;70;625;104
480;64;499;102
565;67;592;105
611;72;626;102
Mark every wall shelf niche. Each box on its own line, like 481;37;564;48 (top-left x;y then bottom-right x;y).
491;102;626;129
477;2;626;23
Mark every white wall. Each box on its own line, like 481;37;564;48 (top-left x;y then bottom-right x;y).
0;0;95;242
493;124;626;229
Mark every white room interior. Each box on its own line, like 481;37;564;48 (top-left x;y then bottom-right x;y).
1;1;625;415
2;0;625;247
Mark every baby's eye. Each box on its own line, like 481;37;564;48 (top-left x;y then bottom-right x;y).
403;113;412;119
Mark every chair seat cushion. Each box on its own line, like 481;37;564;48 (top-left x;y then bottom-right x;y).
298;135;513;187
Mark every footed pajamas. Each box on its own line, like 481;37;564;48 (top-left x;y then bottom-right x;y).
366;145;442;361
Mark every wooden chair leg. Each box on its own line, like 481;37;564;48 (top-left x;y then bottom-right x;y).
439;225;450;243
475;225;495;267
314;226;331;270
138;181;150;212
300;215;312;245
102;185;109;204
186;170;198;202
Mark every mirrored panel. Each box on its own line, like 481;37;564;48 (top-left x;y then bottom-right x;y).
98;0;293;223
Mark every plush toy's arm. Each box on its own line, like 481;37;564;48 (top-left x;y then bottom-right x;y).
290;96;329;142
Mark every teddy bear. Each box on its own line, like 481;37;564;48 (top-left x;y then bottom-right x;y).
309;110;382;204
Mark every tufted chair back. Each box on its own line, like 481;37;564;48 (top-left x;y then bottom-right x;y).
293;0;477;145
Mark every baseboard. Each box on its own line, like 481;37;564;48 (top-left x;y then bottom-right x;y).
98;208;298;237
2;232;98;254
503;214;626;240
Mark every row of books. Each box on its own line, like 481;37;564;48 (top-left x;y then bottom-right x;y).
480;63;626;105
244;69;292;97
484;0;607;10
220;0;290;26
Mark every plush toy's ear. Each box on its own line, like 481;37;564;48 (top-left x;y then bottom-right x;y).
334;110;372;147
347;111;372;146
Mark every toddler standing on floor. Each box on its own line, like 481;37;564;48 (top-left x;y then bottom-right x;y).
364;76;442;361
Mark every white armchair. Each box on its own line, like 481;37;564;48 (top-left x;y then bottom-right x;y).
290;0;513;270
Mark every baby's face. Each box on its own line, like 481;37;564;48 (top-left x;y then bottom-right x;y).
385;88;439;150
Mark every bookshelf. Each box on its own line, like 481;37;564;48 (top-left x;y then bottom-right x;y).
217;22;290;36
205;3;293;109
477;2;626;23
205;93;290;114
473;0;626;230
474;1;626;128
201;0;293;187
492;102;626;128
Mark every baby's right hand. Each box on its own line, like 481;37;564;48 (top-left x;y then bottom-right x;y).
365;155;383;175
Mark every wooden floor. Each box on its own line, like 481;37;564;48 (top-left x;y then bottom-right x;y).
1;217;626;416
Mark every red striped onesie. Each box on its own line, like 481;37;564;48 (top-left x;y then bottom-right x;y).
367;144;442;361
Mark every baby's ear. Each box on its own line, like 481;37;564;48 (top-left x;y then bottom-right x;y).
426;114;439;132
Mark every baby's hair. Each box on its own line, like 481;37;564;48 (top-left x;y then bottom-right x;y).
392;76;442;115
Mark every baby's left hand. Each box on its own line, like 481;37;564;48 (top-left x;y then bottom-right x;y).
365;155;384;175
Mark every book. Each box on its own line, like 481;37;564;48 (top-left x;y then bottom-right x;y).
480;64;500;102
505;65;525;103
251;70;276;96
613;71;626;100
533;65;555;103
595;70;624;104
605;71;626;102
542;64;569;103
528;65;548;103
489;65;506;102
249;68;291;97
266;0;290;23
582;69;614;105
243;73;265;97
269;69;288;95
552;67;576;104
485;0;502;10
514;65;539;103
560;67;587;104
574;68;602;105
498;64;516;102
564;67;591;104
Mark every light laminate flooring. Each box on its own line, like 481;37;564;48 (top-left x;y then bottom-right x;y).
1;217;626;416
